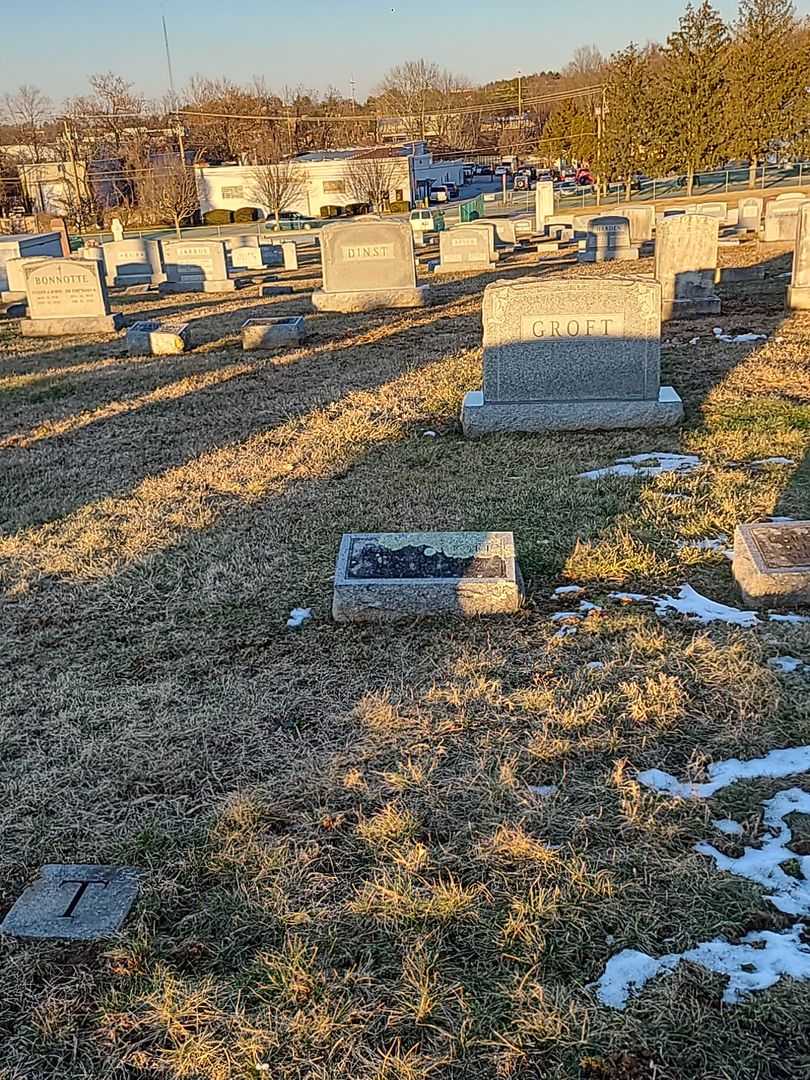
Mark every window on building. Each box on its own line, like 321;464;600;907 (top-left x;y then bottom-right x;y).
221;185;245;200
323;180;345;194
395;189;404;202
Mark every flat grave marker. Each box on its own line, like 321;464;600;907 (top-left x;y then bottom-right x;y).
127;320;191;356
734;521;810;608
242;315;306;350
0;864;139;940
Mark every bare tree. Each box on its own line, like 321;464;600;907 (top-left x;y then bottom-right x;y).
141;160;200;237
247;157;307;226
376;59;442;140
3;84;52;163
344;154;403;211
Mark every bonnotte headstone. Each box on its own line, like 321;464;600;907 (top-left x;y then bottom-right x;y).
733;521;810;608
312;219;427;312
20;258;124;337
655;213;720;320
461;276;683;436
159;238;235;294
332;531;524;621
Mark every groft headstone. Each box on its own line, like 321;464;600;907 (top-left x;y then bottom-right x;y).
159;238;235;294
733;521;810;608
20;258;124;336
535;181;555;233
332;531;524;621
103;239;164;287
312;220;427;312
615;204;655;243
461;276;682;436
127;320;190;356
655;214;720;320
435;225;496;274
0;231;63;291
787;203;810;310
763;196;810;243
0;864;139;940
578;216;639;262
242;315;306;350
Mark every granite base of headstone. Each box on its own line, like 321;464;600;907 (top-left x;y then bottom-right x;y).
0;864;139;940
127;320;190;356
242;316;306;350
332;531;524;621
461;276;683;436
733;521;810;608
19;258;124;337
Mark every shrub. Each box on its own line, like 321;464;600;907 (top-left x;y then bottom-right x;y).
203;209;233;225
234;206;260;223
344;203;370;217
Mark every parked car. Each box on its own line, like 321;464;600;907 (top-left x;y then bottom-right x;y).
265;211;317;231
446;182;459;198
430;185;449;203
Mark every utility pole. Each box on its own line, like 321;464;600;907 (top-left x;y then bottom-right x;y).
62;118;84;231
595;86;606;207
350;76;356;114
517;70;522;121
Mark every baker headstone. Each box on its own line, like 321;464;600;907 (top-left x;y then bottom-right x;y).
435;225;496;274
312;220;427;312
733;521;810;608
461;276;682;435
0;232;63;291
333;531;524;621
159;238;235;294
787;202;810;310
20;257;124;336
578;216;639;262
0;864;139;940
535;181;555;233
103;238;164;287
655;213;720;320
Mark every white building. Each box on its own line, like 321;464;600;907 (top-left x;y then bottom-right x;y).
194;143;465;219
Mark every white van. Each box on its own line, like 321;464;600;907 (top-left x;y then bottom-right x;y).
410;208;438;235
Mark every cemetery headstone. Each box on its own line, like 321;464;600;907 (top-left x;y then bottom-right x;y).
535;181;555;233
103;239;164;287
578;216;639;262
738;197;763;233
655;213;720;320
477;217;517;247
230;244;265;270
615;204;655;243
242;315;307;350
333;531;524;621
127;320;191;356
434;225;496;274
763;196;810;242
1;255;54;304
48;217;71;256
281;241;298;270
111;218;124;242
787;202;810;310
733;521;810;608
0;864;139;940
20;258;124;336
312;220;427;312
458;220;500;258
461;276;682;436
688;202;727;222
0;231;63;291
159;238;235;294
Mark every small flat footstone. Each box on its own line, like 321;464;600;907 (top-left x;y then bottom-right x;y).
0;864;139;940
734;521;810;608
312;286;428;312
258;284;294;297
127;320;190;356
333;531;524;622
242;316;306;350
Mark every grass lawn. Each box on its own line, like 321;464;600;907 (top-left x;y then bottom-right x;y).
1;239;810;1080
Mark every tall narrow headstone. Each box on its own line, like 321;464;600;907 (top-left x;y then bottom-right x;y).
655;214;720;320
461;276;682;435
312;220;427;312
787;203;810;310
20;257;123;336
535;181;555;233
738;198;763;233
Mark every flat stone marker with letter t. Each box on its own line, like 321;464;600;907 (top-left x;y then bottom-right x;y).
0;864;139;940
312;220;428;312
333;531;524;621
20;258;124;337
461;276;683;436
733;521;810;608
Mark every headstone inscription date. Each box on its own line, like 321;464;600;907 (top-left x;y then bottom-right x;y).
0;864;139;940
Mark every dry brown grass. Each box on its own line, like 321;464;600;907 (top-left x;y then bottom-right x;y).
1;238;809;1079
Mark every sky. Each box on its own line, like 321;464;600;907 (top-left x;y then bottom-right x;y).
3;0;808;106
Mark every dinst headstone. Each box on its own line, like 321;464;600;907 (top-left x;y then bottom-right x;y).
20;258;124;336
111;218;124;243
312;220;427;312
461;276;682;436
127;320;191;356
655;214;720;320
787;202;810;310
332;531;524;621
733;521;810;608
763;195;810;243
0;864;139;940
0;231;63;291
738;197;763;233
435;225;496;275
535;181;555;233
1;256;55;303
159;238;235;294
242;315;307;350
615;204;655;243
578;216;639;263
103;239;164;287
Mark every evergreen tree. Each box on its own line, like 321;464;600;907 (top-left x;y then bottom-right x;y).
602;44;659;200
727;0;807;185
660;1;730;195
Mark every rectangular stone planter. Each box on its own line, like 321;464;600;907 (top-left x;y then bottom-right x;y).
333;531;524;622
733;522;810;608
127;320;190;356
242;316;306;350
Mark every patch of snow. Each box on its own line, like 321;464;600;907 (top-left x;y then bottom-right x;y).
595;924;810;1009
286;607;313;629
586;661;605;671
579;600;603;614
768;516;796;524
753;457;796;467
551;611;581;623
769;613;810;625
768;656;804;674
554;585;585;596
653;584;760;628
553;626;578;639
609;592;650;603
689;337;700;345
528;784;558;797
713;327;768;344
713;818;744;836
638;745;810;799
677;535;730;551
422;429;438;437
577;453;701;481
